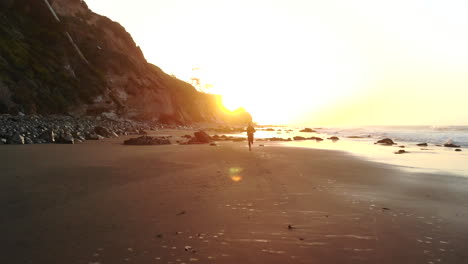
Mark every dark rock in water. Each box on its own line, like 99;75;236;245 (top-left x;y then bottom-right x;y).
193;131;212;143
182;134;193;139
9;134;25;144
328;136;339;141
455;149;462;152
394;149;407;154
39;130;55;143
212;135;220;139
210;143;217;146
299;128;316;133
293;136;306;140
265;128;275;131
417;143;428;147
399;145;405;148
313;137;324;141
269;137;291;141
124;136;171;145
376;138;395;145
348;136;365;139
94;126;112;137
259;144;265;147
56;133;74;144
444;143;461;148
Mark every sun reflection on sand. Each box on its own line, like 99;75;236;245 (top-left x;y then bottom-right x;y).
229;167;243;182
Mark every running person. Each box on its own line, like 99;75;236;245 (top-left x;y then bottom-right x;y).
246;123;256;151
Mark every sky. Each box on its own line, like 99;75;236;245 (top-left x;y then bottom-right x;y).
85;0;468;126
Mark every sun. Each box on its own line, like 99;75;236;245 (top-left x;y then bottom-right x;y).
222;94;244;112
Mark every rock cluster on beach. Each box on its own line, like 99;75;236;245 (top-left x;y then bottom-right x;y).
0;114;163;145
124;136;170;145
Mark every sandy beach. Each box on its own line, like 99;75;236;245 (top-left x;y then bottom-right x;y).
1;130;468;264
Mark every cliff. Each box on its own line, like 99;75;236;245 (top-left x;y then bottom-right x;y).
0;0;251;124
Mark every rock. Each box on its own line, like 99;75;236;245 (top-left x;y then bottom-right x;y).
210;143;217;146
293;136;306;140
182;134;192;139
56;133;74;144
124;136;171;145
9;134;25;144
138;129;147;135
328;136;339;141
0;138;5;144
265;128;275;131
417;143;428;147
85;133;101;140
399;145;405;148
299;128;316;133
259;144;264;147
394;149;407;154
455;149;462;152
444;143;461;148
376;138;395;145
268;137;291;141
94;126;112;137
39;130;55;143
193;131;212;143
24;137;34;144
313;137;324;141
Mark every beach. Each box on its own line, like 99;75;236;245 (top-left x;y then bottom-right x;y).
1;130;468;264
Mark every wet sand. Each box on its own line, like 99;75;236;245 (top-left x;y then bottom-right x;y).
1;130;468;264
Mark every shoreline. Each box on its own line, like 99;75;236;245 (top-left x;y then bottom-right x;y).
1;131;468;263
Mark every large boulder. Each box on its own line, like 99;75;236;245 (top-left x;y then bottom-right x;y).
193;131;212;143
124;136;171;145
328;136;339;141
376;138;395;145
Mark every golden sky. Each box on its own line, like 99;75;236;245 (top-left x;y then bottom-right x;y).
86;0;468;125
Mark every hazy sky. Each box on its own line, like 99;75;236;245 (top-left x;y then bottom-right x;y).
85;0;468;125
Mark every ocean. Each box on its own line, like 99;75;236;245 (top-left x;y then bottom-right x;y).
230;125;468;176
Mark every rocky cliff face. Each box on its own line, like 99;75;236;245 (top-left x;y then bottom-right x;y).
0;0;251;124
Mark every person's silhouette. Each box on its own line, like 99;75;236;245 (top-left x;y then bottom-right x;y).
246;123;256;151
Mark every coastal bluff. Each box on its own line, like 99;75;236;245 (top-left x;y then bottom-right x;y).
0;0;251;124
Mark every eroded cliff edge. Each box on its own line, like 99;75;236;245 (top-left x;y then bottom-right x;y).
0;0;251;124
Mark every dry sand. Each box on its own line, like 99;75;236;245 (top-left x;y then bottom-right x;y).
1;129;468;264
